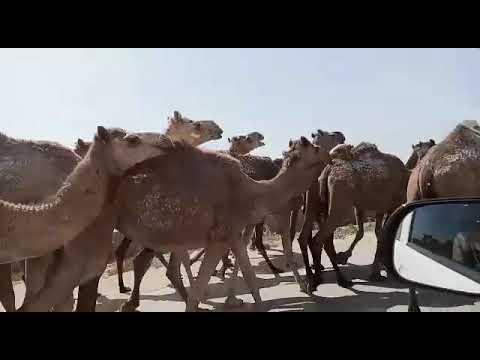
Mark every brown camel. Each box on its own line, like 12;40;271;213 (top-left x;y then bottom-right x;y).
112;130;256;297
406;120;480;312
248;129;347;277
0;111;222;312
297;142;410;292
119;131;270;310
116;136;331;311
0;132;81;311
327;140;437;266
112;112;224;294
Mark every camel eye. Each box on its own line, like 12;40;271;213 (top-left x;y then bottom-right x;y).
124;134;141;145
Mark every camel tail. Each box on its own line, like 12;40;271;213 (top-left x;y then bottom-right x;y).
418;165;435;199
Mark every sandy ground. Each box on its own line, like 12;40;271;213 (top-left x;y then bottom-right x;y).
5;227;480;312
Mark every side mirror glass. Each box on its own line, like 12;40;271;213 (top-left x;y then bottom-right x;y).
388;200;480;296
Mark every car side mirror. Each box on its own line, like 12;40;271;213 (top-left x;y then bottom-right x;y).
383;198;480;296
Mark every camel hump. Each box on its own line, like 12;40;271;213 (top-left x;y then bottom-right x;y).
352;142;379;156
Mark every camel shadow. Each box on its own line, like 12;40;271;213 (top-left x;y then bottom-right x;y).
93;294;131;312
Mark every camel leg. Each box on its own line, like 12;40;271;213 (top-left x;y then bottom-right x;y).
19;256;82;312
155;252;169;268
308;227;325;279
179;251;195;285
336;208;365;265
215;252;234;280
254;222;284;274
310;218;352;290
189;249;205;265
369;213;388;282
230;238;263;311
23;254;54;309
186;243;227;312
225;227;255;307
289;208;299;245
281;231;306;292
408;287;421;312
322;233;352;288
296;218;317;293
165;252;189;302
115;237;132;293
52;294;75;312
121;249;154;312
76;275;102;312
0;264;15;312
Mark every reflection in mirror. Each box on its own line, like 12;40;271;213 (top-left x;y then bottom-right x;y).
393;202;480;295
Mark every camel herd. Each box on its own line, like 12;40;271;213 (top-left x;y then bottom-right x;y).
0;111;479;312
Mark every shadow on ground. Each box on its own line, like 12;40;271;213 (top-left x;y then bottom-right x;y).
93;259;478;312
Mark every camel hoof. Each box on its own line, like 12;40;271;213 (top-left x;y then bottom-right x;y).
336;252;350;265
306;281;317;294
408;305;421;312
225;295;244;308
119;286;131;294
338;278;353;288
120;301;138;312
313;273;324;287
299;281;308;294
368;272;386;283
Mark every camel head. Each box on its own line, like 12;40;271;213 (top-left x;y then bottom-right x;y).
329;143;354;161
74;138;92;158
405;139;435;170
311;129;346;152
228;131;265;155
93;126;172;177
166;110;223;147
283;136;331;171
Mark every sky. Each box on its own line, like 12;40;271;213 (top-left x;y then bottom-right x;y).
0;48;479;162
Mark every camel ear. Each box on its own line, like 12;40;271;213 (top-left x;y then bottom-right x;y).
430;139;435;145
412;144;415;149
289;139;293;148
77;139;85;147
228;137;231;143
300;136;309;146
311;133;316;138
173;111;182;122
97;126;110;143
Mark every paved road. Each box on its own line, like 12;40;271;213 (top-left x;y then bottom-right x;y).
6;231;480;312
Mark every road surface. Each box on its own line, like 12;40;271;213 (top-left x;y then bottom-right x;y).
5;229;480;312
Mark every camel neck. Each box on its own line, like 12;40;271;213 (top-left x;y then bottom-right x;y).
251;165;320;220
0;141;116;261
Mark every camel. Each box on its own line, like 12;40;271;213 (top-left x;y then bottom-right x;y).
113;131;264;296
296;142;410;293
328;140;437;266
116;136;331;311
0;111;223;312
247;129;347;275
118;131;271;310
406;120;480;312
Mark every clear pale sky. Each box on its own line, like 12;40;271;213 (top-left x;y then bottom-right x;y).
0;48;478;162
